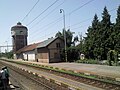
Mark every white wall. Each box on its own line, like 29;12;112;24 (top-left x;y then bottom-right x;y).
23;50;35;61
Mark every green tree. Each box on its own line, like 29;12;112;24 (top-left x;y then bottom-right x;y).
73;35;79;46
77;6;120;62
91;14;101;59
55;31;63;38
7;51;13;59
67;47;79;62
99;6;112;60
114;5;120;53
84;14;100;59
84;7;112;60
0;50;13;59
55;29;74;47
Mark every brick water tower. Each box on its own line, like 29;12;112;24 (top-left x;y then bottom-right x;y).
11;22;28;59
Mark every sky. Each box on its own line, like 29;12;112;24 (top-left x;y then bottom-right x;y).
0;0;120;52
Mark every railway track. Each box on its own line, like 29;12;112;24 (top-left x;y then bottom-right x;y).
0;61;69;90
10;60;120;90
41;67;120;90
1;59;120;90
9;65;54;90
37;69;120;90
52;70;120;90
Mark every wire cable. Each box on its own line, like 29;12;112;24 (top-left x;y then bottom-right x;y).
28;0;95;34
68;8;117;29
69;0;95;15
26;0;59;26
30;0;66;29
29;15;116;44
21;0;40;22
29;17;62;37
28;0;117;43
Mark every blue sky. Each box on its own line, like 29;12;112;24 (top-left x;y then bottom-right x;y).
0;0;120;52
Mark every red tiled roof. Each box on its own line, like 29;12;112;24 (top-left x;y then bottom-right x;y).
16;42;40;54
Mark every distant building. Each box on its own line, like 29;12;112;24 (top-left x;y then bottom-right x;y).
11;22;28;59
16;37;64;63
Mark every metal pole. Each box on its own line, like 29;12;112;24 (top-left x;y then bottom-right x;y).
60;9;67;62
6;41;8;52
0;46;1;57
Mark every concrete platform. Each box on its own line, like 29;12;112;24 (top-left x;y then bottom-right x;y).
15;60;120;79
48;63;120;78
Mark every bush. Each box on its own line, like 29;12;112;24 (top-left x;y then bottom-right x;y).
60;47;80;62
99;60;108;65
76;59;98;64
107;50;118;66
118;61;120;66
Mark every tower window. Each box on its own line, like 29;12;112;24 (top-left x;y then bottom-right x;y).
20;31;23;34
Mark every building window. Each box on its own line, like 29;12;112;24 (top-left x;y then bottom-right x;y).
20;31;23;34
56;43;60;48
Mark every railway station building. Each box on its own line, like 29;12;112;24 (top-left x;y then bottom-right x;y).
16;37;64;63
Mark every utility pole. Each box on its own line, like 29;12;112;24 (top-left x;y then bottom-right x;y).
5;41;8;52
0;46;1;57
78;32;83;51
60;9;67;62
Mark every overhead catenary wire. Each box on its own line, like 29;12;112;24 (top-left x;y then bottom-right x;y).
68;0;95;29
69;18;92;28
21;0;40;22
28;0;117;44
26;0;59;26
29;16;63;36
68;7;117;29
29;0;95;38
28;0;95;36
29;0;66;30
29;29;59;43
30;7;117;37
69;0;95;15
29;15;117;44
29;12;117;44
28;17;62;43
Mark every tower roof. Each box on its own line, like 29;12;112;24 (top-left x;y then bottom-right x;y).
11;22;27;30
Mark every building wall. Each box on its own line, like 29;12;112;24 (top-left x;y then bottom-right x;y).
12;35;27;53
23;50;35;61
12;27;28;53
48;38;64;49
37;48;49;63
36;38;64;63
48;49;61;63
48;38;64;63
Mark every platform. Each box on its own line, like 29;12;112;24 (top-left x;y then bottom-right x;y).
15;60;120;79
